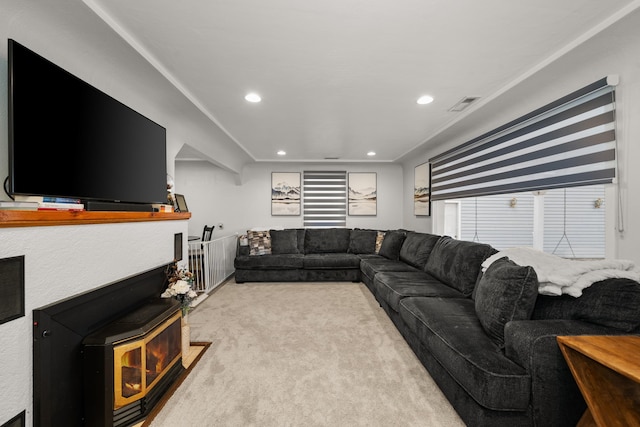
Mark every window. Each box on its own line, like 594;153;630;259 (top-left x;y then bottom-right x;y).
445;184;605;258
302;171;346;228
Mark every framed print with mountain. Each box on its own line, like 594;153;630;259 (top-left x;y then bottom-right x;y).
414;162;431;216
348;172;376;216
271;172;301;216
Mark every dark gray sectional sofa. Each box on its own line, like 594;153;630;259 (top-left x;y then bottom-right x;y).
234;227;640;427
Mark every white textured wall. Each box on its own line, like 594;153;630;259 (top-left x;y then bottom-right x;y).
0;219;188;426
176;161;404;238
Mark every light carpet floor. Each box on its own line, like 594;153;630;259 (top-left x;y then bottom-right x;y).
149;280;465;427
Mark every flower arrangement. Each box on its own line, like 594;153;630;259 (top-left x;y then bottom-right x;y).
162;263;197;317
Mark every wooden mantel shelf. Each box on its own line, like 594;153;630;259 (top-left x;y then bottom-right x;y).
0;210;191;228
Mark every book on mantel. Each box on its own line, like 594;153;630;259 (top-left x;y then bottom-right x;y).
0;200;39;210
1;196;84;211
37;201;85;211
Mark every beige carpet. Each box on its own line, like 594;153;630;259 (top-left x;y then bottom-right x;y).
149;280;465;427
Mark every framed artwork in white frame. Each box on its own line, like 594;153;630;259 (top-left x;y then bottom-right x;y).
348;172;377;216
271;172;301;216
414;162;431;216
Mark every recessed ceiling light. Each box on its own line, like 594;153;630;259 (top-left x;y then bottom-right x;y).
245;93;261;103
417;95;434;105
277;150;286;156
367;151;376;156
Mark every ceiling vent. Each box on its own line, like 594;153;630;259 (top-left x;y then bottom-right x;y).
324;157;340;160
448;96;480;112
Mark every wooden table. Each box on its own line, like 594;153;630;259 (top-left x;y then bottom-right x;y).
557;335;640;427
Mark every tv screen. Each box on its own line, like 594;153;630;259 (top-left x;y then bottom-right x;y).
8;39;167;207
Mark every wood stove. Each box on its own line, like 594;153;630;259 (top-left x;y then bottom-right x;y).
82;299;184;427
32;265;186;427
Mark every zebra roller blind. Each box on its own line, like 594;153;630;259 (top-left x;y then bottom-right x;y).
303;171;347;228
430;77;617;201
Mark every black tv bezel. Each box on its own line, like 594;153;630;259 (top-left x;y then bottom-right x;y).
7;39;168;208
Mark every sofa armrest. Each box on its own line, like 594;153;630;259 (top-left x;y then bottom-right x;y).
504;319;626;426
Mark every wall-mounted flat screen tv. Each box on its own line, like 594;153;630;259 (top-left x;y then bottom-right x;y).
7;39;167;209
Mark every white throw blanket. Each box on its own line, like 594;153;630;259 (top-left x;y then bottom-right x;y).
482;247;640;297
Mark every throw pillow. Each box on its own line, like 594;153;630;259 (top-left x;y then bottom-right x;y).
269;229;299;254
378;230;407;261
475;257;539;348
248;230;271;256
375;231;385;254
348;229;377;254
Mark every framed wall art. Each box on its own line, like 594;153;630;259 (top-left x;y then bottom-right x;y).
271;172;301;216
348;172;377;216
414;162;431;216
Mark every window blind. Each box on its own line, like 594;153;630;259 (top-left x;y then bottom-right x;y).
303;171;347;228
430;77;617;201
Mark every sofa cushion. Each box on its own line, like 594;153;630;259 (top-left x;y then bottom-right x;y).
378;230;407;260
302;253;361;270
399;297;531;411
295;228;306;253
360;257;421;280
475;257;539;348
374;271;465;312
532;278;640;332
304;228;351;254
270;229;300;254
247;230;271;256
424;236;495;296
399;232;440;269
348;229;377;254
234;254;304;270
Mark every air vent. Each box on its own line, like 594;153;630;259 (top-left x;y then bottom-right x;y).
324;157;340;160
448;96;480;112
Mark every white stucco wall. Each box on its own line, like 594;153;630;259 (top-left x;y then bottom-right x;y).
0;219;188;426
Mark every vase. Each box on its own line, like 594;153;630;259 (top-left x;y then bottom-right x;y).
181;314;191;367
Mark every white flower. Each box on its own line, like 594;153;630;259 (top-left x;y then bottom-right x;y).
172;279;192;294
160;289;175;298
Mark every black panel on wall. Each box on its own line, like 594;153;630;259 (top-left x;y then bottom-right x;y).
0;255;25;325
174;232;183;261
1;410;25;427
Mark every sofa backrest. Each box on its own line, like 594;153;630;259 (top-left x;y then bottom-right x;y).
399;232;441;269
347;228;378;254
532;278;640;332
378;230;407;261
269;229;300;254
304;228;351;254
424;236;496;296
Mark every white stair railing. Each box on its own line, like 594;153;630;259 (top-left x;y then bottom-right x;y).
187;234;237;294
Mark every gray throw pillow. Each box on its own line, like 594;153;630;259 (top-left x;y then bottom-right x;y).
378;230;407;261
270;229;299;254
475;257;539;348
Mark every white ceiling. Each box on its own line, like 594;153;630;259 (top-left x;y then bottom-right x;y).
84;0;638;163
